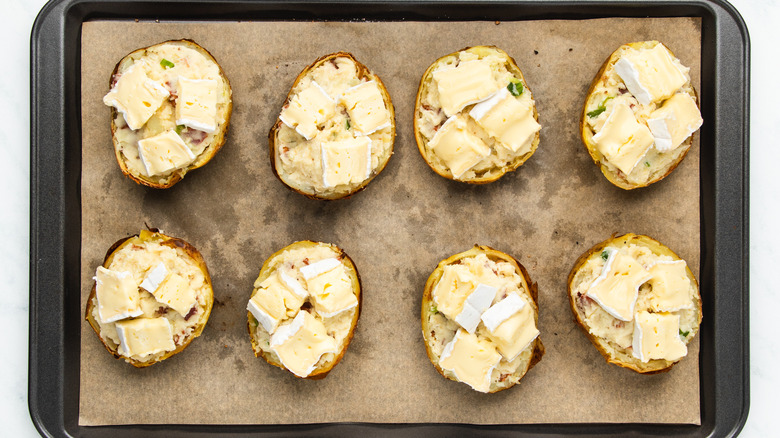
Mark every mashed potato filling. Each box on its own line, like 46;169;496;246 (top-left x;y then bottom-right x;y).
90;232;210;363
108;43;231;179
570;244;698;361
248;244;359;377
426;254;538;392
584;42;700;185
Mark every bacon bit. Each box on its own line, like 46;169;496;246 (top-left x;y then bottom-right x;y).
630;103;636;110
165;81;178;100
182;128;208;145
576;292;595;309
422;104;433;111
154;306;168;317
499;373;510;382
431;330;436;340
173;334;181;345
302;258;310;265
330;59;339;69
282;146;290;154
619;87;628;94
184;306;198;321
613;320;625;329
131;244;143;250
110;73;121;88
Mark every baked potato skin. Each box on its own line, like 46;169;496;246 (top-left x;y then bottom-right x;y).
85;229;215;368
268;52;396;200
247;240;362;379
421;245;544;393
109;39;233;189
567;233;702;374
414;46;540;184
580;41;698;190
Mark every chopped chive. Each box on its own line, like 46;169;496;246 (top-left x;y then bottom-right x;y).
601;250;609;261
431;305;438;314
507;80;523;97
644;161;651;167
160;59;175;69
175;124;185;134
249;315;258;327
679;329;690;338
346;119;351;130
587;96;615;118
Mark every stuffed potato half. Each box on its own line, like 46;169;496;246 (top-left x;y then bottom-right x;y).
247;241;361;379
414;46;541;184
568;233;702;373
581;41;702;190
269;52;395;200
422;245;544;393
104;39;233;189
85;229;214;368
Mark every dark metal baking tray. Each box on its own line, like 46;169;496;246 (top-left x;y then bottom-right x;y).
29;0;749;436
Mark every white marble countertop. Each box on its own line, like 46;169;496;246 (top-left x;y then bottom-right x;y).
3;0;775;436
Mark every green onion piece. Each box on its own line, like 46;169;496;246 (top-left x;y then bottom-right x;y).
249;315;258;327
346;119;351;130
431;305;438;314
175;124;185;134
679;329;690;337
587;96;615;118
160;59;175;69
601;250;609;261
507;80;523;97
645;161;651;167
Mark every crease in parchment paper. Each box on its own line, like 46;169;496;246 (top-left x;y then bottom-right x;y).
79;18;701;425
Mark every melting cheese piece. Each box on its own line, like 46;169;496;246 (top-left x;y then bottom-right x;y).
137;130;196;177
270;311;338;377
454;283;498;334
613;44;688;106
279;81;336;140
339;81;391;135
95;266;143;324
433;60;501;116
115;317;175;358
321;136;372;188
586;248;652;321
432;265;477;321
647;93;703;152
469;87;540;154
482;293;539;361
429;115;491;179
632;311;687;362
592;102;654;175
175;77;219;133
248;271;307;334
139;262;168;293
151;273;198;318
646;260;693;312
103;61;170;130
439;329;502;393
305;263;358;317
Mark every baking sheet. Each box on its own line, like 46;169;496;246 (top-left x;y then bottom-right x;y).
79;18;701;425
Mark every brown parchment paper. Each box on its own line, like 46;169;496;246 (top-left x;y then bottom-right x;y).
79;18;701;425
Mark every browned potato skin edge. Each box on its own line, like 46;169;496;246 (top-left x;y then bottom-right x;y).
413;46;541;184
268;52;396;200
421;245;544;393
566;233;702;374
109;39;234;189
580;41;698;190
246;240;362;380
84;229;215;368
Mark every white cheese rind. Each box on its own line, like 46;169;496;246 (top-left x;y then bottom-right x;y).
139;262;168;293
150;273;198;317
586;248;652;321
481;292;526;333
339;81;391;136
469;87;540;154
592;101;654;175
429;115;491;179
279;270;309;300
247;298;278;334
433;60;501;117
270;311;339;377
631;311;688;362
94;266;143;324
305;264;358;318
613;45;687;106
614;57;653;106
300;258;341;280
453;283;498;333
279;80;336;140
321;136;372;188
646;260;694;312
438;329;502;393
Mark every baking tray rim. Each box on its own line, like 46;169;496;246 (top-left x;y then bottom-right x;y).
28;0;750;437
